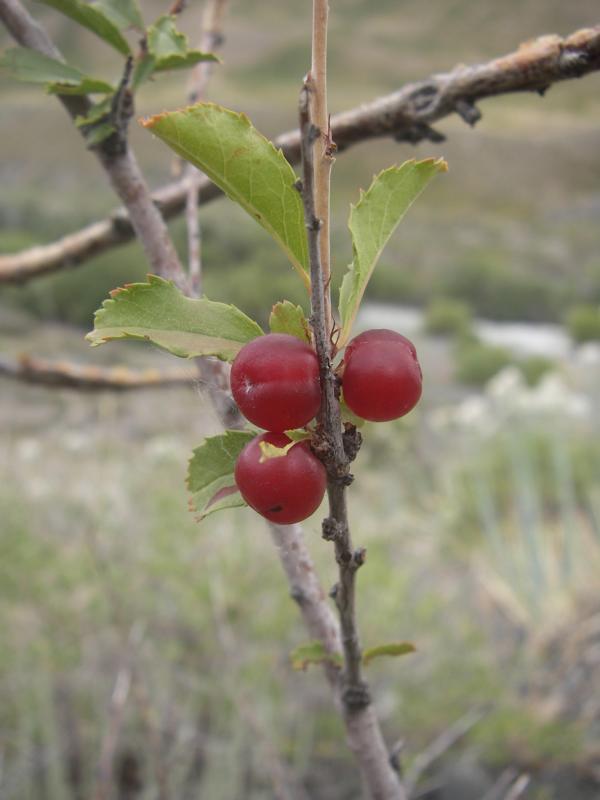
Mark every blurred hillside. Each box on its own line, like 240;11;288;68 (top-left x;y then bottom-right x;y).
1;0;600;327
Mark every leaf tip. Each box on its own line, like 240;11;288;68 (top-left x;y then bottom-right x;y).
139;112;167;129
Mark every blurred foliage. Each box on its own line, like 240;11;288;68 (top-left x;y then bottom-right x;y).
565;304;600;343
452;336;555;388
440;252;568;323
519;354;555;387
447;426;600;615
454;339;513;386
0;233;149;328
0;354;598;796
423;297;474;338
473;705;584;767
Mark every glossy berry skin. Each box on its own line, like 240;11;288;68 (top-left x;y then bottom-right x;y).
231;334;321;432
340;329;422;422
234;432;327;524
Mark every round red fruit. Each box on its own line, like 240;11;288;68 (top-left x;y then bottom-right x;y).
340;329;422;422
234;432;326;524
231;333;321;432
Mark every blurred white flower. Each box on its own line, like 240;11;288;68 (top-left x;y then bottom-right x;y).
62;431;89;452
486;366;524;402
15;437;41;462
430;366;591;433
454;395;493;431
524;373;591;419
575;342;600;367
145;435;181;460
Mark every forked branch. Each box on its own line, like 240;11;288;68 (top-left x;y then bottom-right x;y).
2;24;599;284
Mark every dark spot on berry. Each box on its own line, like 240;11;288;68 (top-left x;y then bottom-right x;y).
268;505;283;513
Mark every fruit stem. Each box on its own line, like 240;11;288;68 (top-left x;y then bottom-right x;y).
301;68;365;704
309;0;334;335
300;75;406;800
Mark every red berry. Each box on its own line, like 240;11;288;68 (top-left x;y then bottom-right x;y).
340;329;422;422
231;333;321;432
234;432;326;524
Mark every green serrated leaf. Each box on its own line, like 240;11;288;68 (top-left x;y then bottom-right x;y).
338;159;447;346
187;430;256;520
92;0;143;30
46;76;114;95
158;49;219;71
269;301;311;343
147;15;218;72
86;274;263;360
0;47;112;94
362;642;416;666
36;0;131;55
142;103;309;288
290;642;343;672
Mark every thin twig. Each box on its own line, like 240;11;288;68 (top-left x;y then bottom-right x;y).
94;669;132;800
481;768;521;800
503;774;531;800
92;624;144;800
2;25;599;284
131;677;171;800
403;706;489;797
309;0;334;332
208;575;310;800
184;0;228;297
0;355;194;391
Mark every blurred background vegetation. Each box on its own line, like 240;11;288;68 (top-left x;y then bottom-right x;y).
1;1;600;798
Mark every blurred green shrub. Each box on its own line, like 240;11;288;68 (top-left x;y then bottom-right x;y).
565;304;600;343
0;230;149;328
364;260;426;306
442;252;566;322
423;297;474;337
454;339;512;386
518;355;554;387
473;705;583;767
0;216;310;330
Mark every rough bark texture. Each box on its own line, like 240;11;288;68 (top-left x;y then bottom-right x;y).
2;25;599;283
0;355;194;390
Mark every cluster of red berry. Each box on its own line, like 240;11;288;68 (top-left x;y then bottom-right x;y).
232;329;422;524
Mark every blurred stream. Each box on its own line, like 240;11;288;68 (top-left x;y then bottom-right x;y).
358;302;573;359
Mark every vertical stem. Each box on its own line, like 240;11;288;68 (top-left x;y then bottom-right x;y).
299;5;407;799
309;0;334;334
